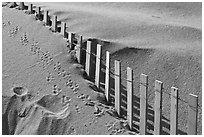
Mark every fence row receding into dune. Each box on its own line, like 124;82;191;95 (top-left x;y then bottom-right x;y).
12;2;199;135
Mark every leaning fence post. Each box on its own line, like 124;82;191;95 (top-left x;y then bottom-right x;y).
187;94;198;135
19;2;25;10
170;87;178;135
44;10;49;25
61;22;66;37
115;60;121;116
127;67;133;130
85;41;91;76
105;51;110;102
28;4;33;13
140;74;148;135
154;80;163;135
76;35;82;64
52;15;57;32
95;44;102;88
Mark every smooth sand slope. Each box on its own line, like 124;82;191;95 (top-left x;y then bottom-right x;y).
2;2;202;135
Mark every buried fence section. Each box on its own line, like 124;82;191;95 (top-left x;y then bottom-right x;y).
140;74;148;135
187;94;198;135
105;51;110;102
44;10;49;25
95;44;102;88
76;35;83;64
170;87;178;135
115;60;121;116
127;67;133;130
85;41;91;77
52;15;57;32
154;80;163;135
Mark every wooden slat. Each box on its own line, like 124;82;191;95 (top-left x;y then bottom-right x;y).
127;67;133;130
170;87;178;135
140;74;148;135
52;15;57;32
19;2;25;10
36;6;41;18
85;41;91;76
76;36;82;64
187;94;198;135
115;60;121;116
28;4;33;13
44;10;48;25
68;32;74;50
61;22;66;37
154;80;163;135
105;51;110;102
95;44;102;88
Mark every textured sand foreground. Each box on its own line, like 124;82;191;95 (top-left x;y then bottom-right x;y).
2;2;202;135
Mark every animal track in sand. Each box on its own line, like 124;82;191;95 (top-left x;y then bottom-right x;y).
2;21;11;28
8;26;21;37
20;32;29;46
52;85;62;95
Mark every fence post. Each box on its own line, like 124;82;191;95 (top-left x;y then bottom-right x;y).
115;60;121;116
52;15;57;32
105;51;110;102
36;6;41;18
85;41;91;76
154;80;163;135
170;87;178;135
19;2;25;10
68;32;74;50
61;22;66;37
44;10;49;25
28;4;33;13
76;35;82;64
95;44;102;88
187;94;198;135
127;67;133;130
140;74;148;135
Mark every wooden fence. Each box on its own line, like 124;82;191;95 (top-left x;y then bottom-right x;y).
14;2;199;135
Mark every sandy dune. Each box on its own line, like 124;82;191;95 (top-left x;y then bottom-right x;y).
2;2;202;135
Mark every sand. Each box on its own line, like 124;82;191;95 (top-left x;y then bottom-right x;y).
2;2;202;135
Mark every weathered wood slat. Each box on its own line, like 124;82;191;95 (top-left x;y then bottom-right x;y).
187;94;198;135
28;4;33;13
76;36;82;64
95;44;102;88
44;10;48;25
105;51;110;102
115;60;121;116
85;41;91;76
61;22;66;37
154;80;163;135
140;74;148;135
170;87;178;135
52;15;57;32
127;67;133;130
36;6;41;18
19;2;25;10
